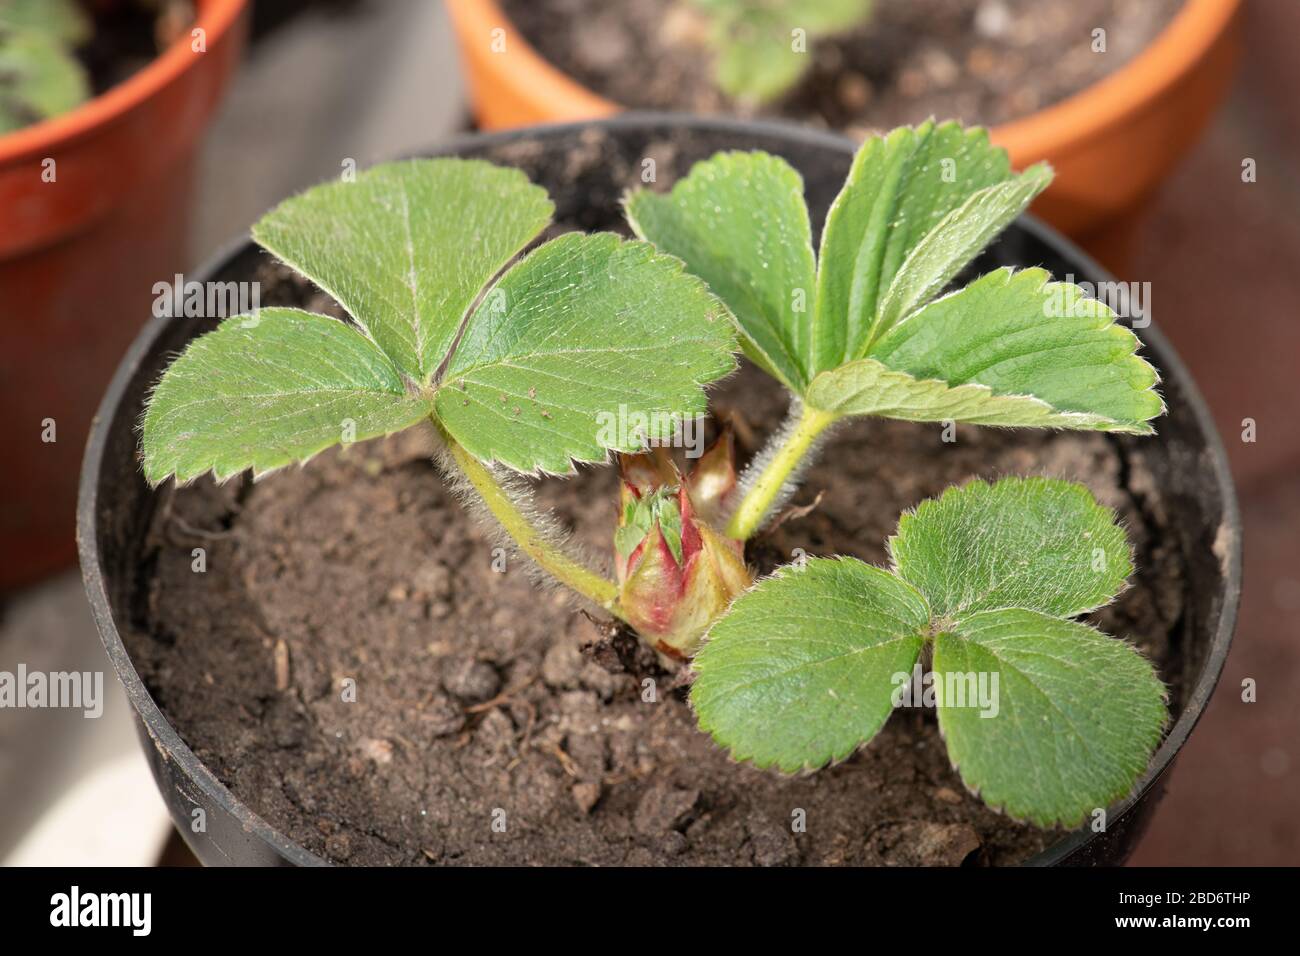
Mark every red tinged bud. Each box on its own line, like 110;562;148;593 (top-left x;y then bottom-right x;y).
614;432;751;659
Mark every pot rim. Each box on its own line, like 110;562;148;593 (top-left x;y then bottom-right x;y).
0;0;248;164
445;0;1244;164
78;114;1242;868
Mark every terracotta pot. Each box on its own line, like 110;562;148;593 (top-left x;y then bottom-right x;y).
0;0;248;592
445;0;1242;239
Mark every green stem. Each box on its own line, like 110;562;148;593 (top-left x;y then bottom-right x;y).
433;419;623;617
725;403;837;541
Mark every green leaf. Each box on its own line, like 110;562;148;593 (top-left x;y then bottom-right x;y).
692;557;930;772
872;164;1052;342
615;494;650;558
0;28;89;132
616;489;684;563
806;356;1119;427
143;159;737;485
689;478;1166;818
695;0;872;102
0;0;91;45
785;0;874;32
693;0;871;32
807;268;1162;432
251;159;554;382
432;232;736;474
873;267;1162;431
615;523;646;559
889;476;1132;620
657;495;685;565
711;16;808;104
626;151;817;392
813;122;1043;371
141;308;428;484
934;609;1166;827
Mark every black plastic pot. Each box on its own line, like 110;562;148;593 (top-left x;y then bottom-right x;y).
79;115;1241;867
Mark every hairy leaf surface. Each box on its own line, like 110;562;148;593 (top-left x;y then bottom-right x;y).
252;159;554;381
935;609;1166;827
692;558;929;772
626;151;816;391
889;477;1132;619
141;308;427;484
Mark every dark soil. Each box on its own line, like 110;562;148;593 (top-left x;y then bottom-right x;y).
127;271;1184;865
80;1;192;95
499;0;1184;132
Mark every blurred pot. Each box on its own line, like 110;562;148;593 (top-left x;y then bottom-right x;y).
445;0;1242;240
0;0;248;591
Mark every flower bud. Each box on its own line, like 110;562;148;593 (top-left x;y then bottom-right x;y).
614;435;751;659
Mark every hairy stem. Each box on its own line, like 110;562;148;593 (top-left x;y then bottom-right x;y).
725;403;837;541
432;419;623;617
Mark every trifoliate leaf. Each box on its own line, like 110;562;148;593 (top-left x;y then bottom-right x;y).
624;126;1157;445
432;232;736;474
143;159;739;483
807;268;1162;432
691;557;930;772
813;121;1044;370
141;308;428;484
933;609;1166;827
889;477;1132;619
251;159;554;382
690;478;1165;825
626;151;817;392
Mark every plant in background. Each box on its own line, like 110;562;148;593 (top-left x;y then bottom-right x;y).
142;121;1167;826
0;0;91;133
684;0;873;103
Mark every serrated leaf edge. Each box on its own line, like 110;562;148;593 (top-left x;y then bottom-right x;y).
138;308;431;488
622;150;812;394
436;232;739;479
886;475;1137;618
690;555;930;775
250;158;556;385
933;613;1170;829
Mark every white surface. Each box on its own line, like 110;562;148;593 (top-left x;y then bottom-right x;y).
0;573;172;867
5;756;172;867
193;0;467;258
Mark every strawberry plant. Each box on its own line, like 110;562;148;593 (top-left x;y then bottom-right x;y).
684;0;873;104
0;0;91;133
142;121;1167;827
